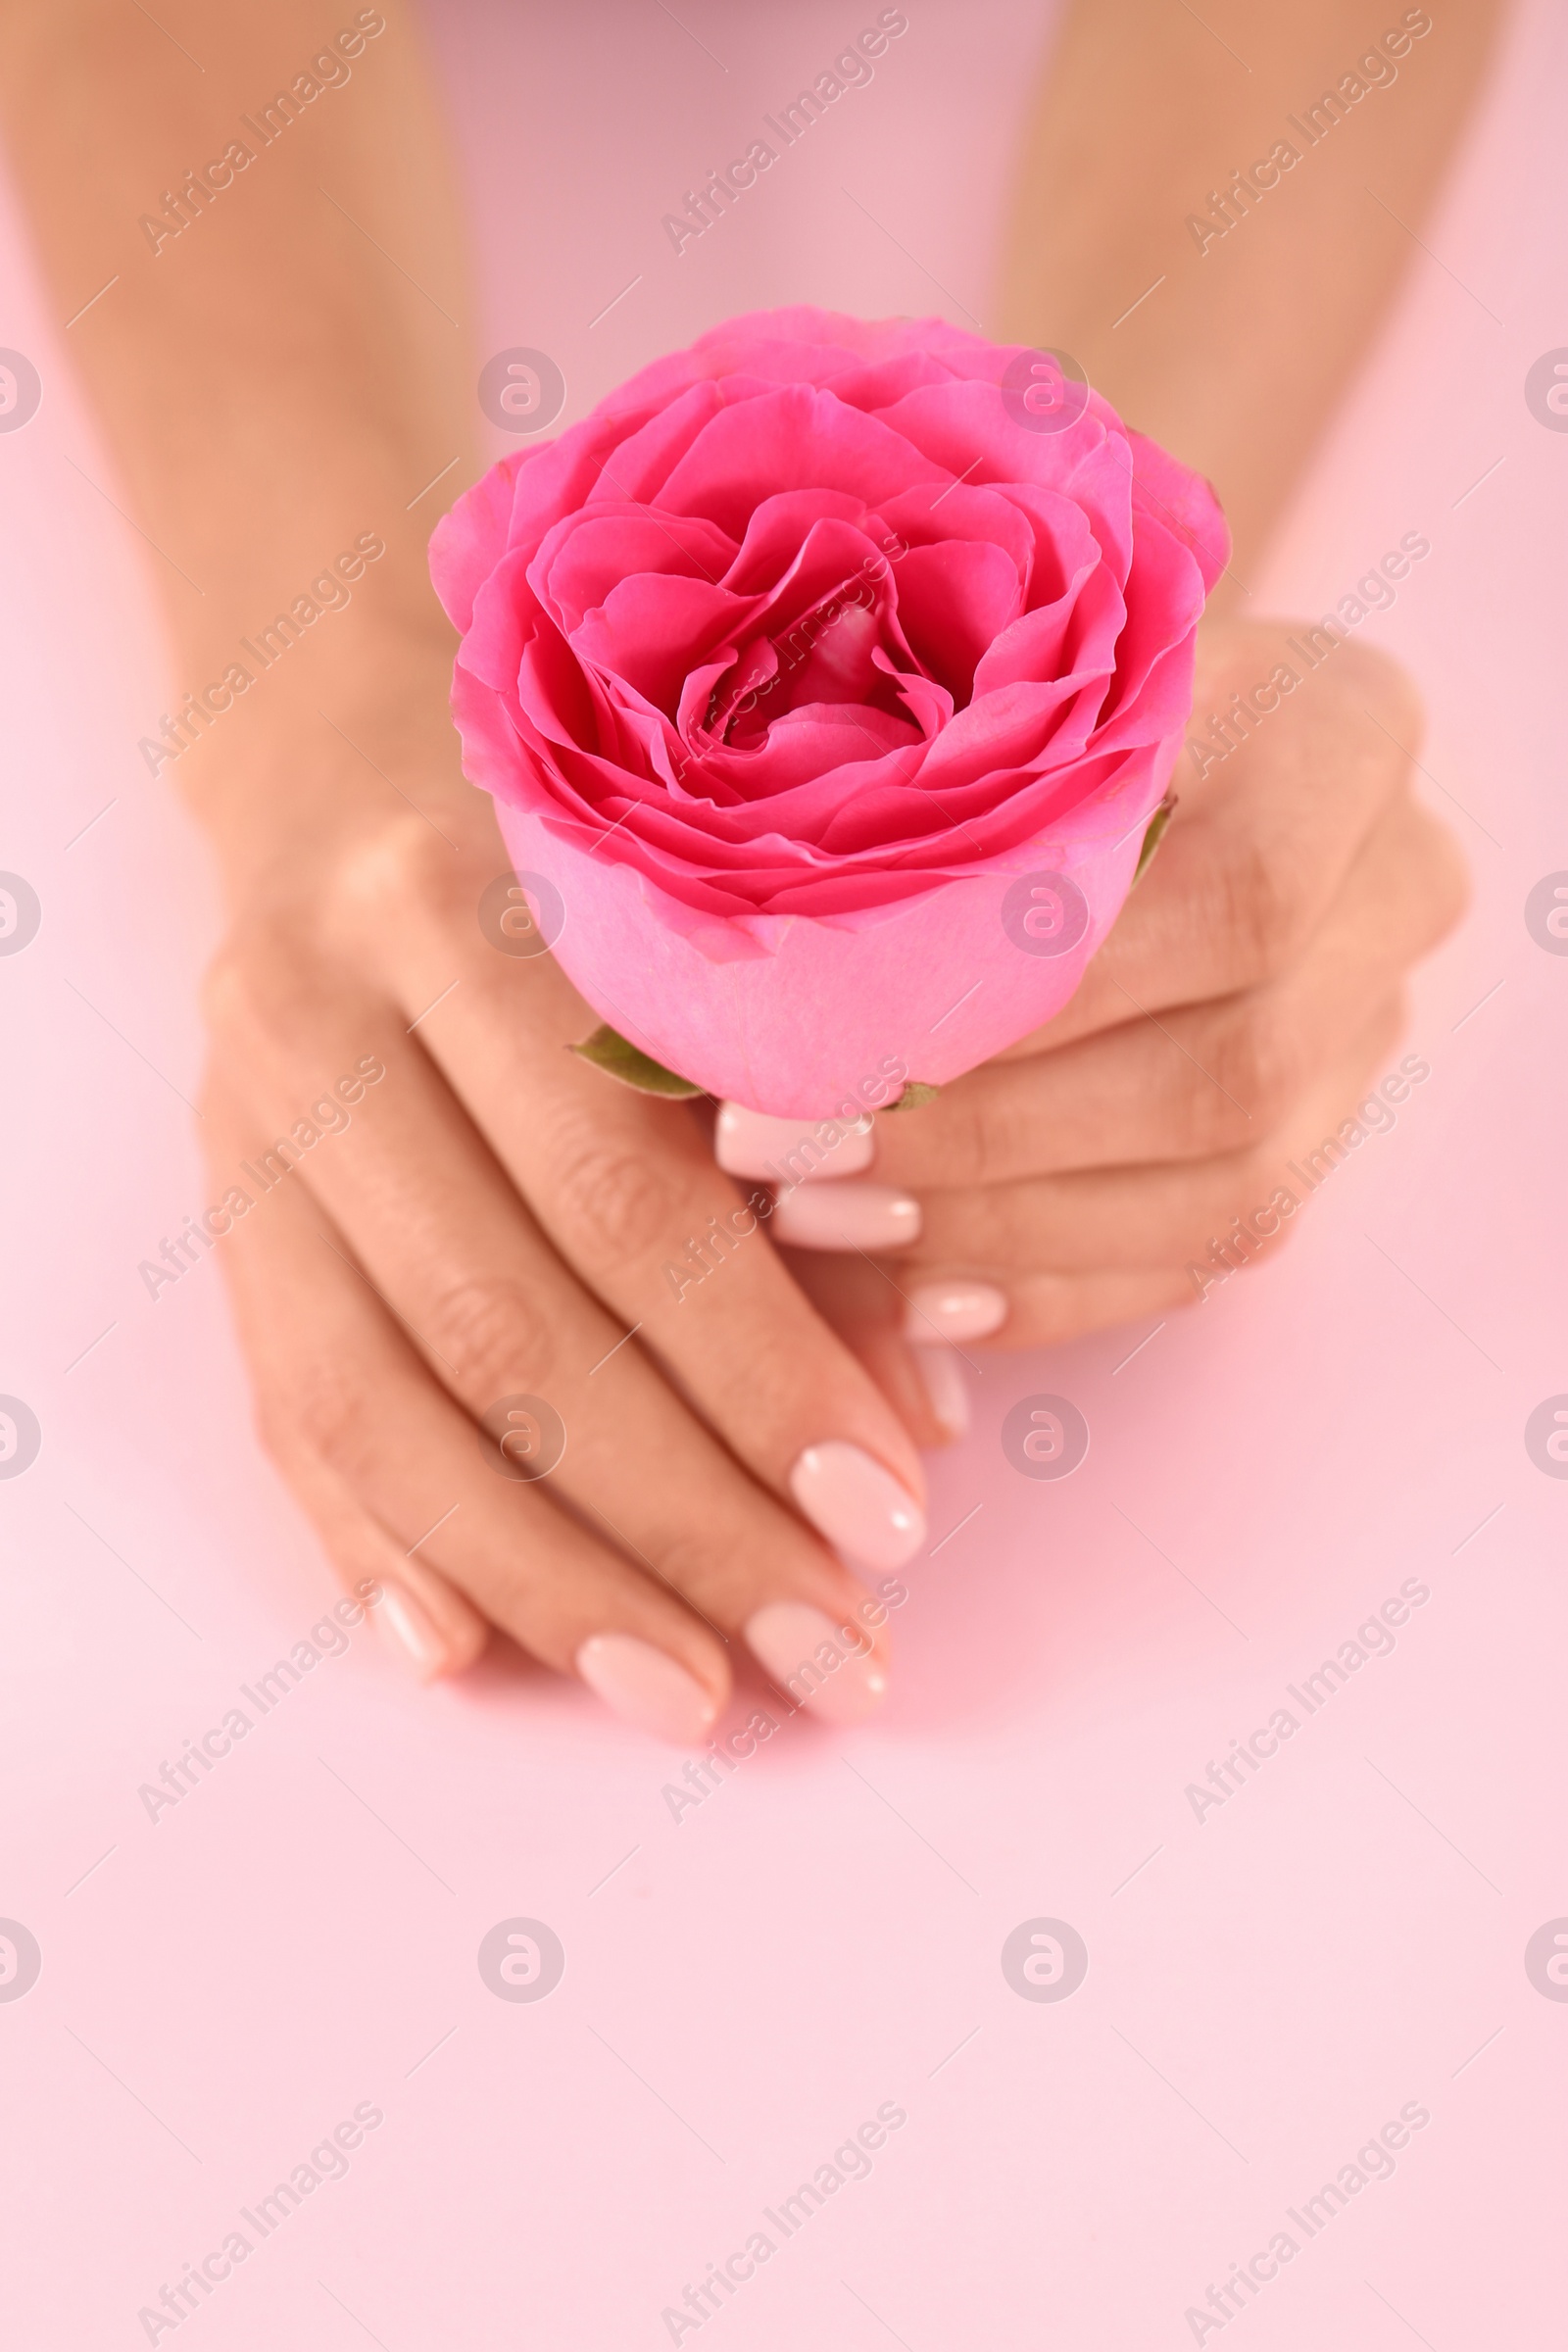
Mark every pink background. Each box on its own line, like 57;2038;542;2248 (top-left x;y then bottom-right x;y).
2;2;1565;2342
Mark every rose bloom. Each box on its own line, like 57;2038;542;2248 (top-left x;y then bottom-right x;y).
431;306;1227;1116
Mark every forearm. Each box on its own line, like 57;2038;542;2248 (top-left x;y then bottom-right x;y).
0;0;476;861
1001;0;1507;584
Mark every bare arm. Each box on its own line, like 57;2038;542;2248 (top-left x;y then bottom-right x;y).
1000;0;1508;585
0;0;475;868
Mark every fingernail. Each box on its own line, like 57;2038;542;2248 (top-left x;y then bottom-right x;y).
745;1599;888;1724
374;1579;450;1681
903;1281;1007;1343
715;1102;873;1181
789;1439;925;1568
770;1181;919;1251
575;1633;719;1745
912;1345;969;1441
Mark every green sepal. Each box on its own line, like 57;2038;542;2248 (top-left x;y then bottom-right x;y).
569;1024;705;1098
1133;795;1177;888
885;1080;941;1113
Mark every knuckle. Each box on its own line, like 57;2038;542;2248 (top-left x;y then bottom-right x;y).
1166;999;1298;1152
1179;1151;1300;1272
546;1128;681;1266
421;1273;559;1403
637;1526;731;1604
265;1360;376;1484
338;810;452;919
1203;1001;1302;1133
1209;833;1305;989
948;1082;1017;1189
1330;636;1425;748
201;914;344;1064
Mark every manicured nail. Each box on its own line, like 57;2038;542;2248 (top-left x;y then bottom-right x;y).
374;1579;450;1681
770;1181;919;1251
903;1281;1007;1343
745;1600;888;1723
715;1101;873;1181
575;1634;719;1744
789;1440;925;1568
912;1345;969;1441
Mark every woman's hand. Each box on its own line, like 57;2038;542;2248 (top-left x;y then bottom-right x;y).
199;653;932;1736
741;618;1468;1374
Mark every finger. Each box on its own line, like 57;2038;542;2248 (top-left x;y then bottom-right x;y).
199;1096;490;1682
985;1269;1197;1349
873;790;1462;1189
903;992;1409;1273
774;1247;973;1446
787;1246;1188;1424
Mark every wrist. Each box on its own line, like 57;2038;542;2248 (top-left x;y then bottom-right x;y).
170;625;480;904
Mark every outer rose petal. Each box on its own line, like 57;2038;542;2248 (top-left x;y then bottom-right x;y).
429;450;532;634
493;761;1169;1117
1126;427;1229;592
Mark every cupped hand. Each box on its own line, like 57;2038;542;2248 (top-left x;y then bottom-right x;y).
199;660;932;1738
734;617;1468;1380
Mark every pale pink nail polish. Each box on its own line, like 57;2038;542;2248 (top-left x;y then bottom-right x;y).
714;1101;873;1181
912;1345;970;1440
744;1600;888;1724
903;1281;1007;1343
576;1634;718;1744
789;1440;925;1568
374;1580;449;1682
770;1181;920;1251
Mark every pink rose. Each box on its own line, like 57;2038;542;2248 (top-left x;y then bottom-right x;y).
430;306;1227;1116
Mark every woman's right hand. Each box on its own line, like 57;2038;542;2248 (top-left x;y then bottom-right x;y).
197;655;931;1741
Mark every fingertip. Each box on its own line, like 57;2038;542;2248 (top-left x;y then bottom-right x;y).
576;1632;725;1744
744;1599;889;1725
372;1574;460;1681
788;1439;926;1569
371;1561;489;1680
